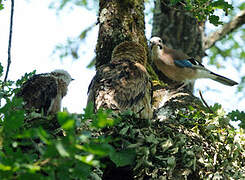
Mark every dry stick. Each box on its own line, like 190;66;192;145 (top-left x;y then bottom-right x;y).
199;90;213;113
3;0;14;83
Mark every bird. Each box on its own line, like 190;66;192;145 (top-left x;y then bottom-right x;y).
87;41;153;119
150;36;238;86
17;69;73;115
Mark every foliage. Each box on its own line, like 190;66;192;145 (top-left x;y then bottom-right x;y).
169;0;233;26
129;104;245;179
0;68;244;179
0;0;5;11
228;110;245;129
0;69;136;179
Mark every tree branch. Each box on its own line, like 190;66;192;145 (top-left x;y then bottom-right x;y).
203;9;245;50
3;0;14;83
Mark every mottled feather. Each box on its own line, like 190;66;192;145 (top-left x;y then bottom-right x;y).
87;41;153;119
17;70;72;115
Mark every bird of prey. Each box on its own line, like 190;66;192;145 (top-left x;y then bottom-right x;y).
150;36;238;86
87;41;153;119
17;69;73;115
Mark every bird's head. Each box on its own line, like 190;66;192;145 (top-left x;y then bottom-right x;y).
149;37;164;50
112;41;147;65
51;69;74;85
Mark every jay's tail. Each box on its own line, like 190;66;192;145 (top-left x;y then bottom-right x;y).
210;72;238;86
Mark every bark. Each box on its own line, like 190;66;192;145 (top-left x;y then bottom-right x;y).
152;0;205;58
151;0;206;110
96;0;147;69
94;0;245;179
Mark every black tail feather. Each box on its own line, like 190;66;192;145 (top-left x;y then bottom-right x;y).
210;72;238;86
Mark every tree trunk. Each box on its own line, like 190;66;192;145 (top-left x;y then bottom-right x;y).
93;0;244;179
151;0;206;115
152;0;205;57
96;0;148;68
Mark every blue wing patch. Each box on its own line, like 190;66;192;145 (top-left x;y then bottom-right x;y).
174;59;193;68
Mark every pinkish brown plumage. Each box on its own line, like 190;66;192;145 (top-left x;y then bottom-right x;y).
150;37;238;86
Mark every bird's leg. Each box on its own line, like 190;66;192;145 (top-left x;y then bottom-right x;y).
175;82;188;92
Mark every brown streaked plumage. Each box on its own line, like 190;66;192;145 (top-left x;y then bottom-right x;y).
17;69;73;115
87;41;153;119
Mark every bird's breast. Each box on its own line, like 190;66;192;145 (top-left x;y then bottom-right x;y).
154;58;196;82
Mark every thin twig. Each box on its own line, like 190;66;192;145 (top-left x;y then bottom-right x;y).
199;90;213;113
3;0;14;83
0;0;14;107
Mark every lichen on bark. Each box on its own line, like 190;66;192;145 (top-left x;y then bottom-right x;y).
96;0;148;69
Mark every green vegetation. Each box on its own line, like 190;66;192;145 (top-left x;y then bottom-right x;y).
0;63;244;179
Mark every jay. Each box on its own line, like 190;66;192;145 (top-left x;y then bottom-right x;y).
150;37;238;86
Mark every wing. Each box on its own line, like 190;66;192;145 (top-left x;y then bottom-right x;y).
174;57;205;69
17;74;58;115
87;59;152;119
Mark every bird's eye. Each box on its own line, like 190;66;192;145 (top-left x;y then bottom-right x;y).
159;39;162;43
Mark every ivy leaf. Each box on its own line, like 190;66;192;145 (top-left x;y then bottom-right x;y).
58;112;75;130
82;143;115;157
109;149;136;167
170;0;181;5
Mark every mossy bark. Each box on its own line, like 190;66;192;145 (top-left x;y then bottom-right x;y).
152;0;205;57
95;0;208;179
96;0;148;69
151;0;207;111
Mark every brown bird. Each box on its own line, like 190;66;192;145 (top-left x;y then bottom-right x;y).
17;69;73;115
87;41;153;119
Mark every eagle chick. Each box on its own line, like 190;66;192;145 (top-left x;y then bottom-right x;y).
87;41;153;119
17;69;73;115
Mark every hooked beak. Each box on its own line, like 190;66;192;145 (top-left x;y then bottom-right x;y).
150;41;162;50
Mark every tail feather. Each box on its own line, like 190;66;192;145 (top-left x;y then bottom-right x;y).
210;72;238;86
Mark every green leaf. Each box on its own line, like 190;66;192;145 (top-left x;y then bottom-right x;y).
57;112;75;130
228;110;245;129
145;134;159;144
209;15;222;26
0;62;3;76
170;0;181;5
0;163;11;171
56;141;70;157
119;126;129;135
86;57;96;69
161;138;173;152
109;149;136;167
82;143;115;157
92;109;116;128
74;154;99;167
0;4;4;11
211;0;233;10
167;156;176;169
